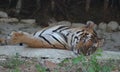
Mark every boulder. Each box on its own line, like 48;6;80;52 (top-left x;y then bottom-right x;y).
119;26;120;31
20;19;36;24
93;24;97;30
71;23;85;27
97;51;120;60
107;21;119;31
98;22;107;31
0;11;8;18
0;46;120;63
0;18;19;23
0;46;77;63
57;21;71;26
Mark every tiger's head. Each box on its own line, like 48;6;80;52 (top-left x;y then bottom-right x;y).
76;21;104;55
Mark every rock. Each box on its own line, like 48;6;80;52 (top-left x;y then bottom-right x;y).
48;18;57;24
71;23;85;27
93;24;97;30
107;21;119;31
119;26;120;31
97;51;120;60
0;46;120;63
20;19;36;24
49;21;71;27
98;22;107;31
102;32;120;51
0;18;19;23
57;21;71;26
0;46;77;63
0;11;8;18
49;21;71;26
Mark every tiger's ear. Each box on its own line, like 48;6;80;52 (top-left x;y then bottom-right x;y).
86;21;95;29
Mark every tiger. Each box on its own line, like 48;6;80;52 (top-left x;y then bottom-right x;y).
8;21;104;55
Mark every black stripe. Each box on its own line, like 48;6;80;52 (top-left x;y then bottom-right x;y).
70;34;74;46
33;31;37;36
52;26;68;32
85;33;89;35
66;33;70;36
39;35;52;45
59;27;70;32
73;36;78;42
79;33;84;36
59;33;68;43
93;30;97;35
38;29;52;45
93;30;97;37
76;30;84;34
50;34;67;49
39;29;46;35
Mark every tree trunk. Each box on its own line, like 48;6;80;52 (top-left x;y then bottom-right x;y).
85;0;91;12
16;0;22;14
104;0;109;11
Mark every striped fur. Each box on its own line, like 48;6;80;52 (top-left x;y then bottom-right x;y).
9;21;103;55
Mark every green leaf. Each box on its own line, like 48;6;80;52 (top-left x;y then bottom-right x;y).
72;58;81;64
87;66;95;72
101;65;112;72
72;54;86;64
35;64;46;72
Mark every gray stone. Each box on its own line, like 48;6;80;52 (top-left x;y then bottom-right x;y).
0;18;19;23
107;21;119;31
0;46;77;63
57;21;71;26
102;32;120;51
97;51;120;60
49;21;71;27
119;26;120;31
98;22;107;31
71;23;85;27
20;19;36;24
0;11;8;18
93;24;97;30
0;46;120;63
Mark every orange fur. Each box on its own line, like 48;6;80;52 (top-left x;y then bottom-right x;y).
9;32;67;49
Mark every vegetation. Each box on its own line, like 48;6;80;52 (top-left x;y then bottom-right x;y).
59;49;114;72
0;53;23;72
0;50;119;72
